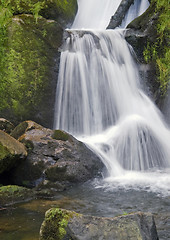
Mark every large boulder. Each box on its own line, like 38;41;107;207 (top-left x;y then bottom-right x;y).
0;130;27;175
0;14;63;128
40;208;159;240
0;0;77;128
10;121;104;189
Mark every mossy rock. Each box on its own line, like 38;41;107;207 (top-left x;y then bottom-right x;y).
52;130;70;141
0;0;77;26
0;118;14;134
10;120;43;140
0;130;27;174
0;14;63;127
126;0;170;99
0;185;35;206
40;209;159;240
40;208;79;240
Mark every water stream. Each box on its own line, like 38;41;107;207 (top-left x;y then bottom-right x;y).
1;1;170;239
54;0;170;194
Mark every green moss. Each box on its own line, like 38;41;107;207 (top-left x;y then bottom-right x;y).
0;0;77;125
10;121;28;139
0;185;34;206
143;0;170;95
0;143;10;160
52;130;70;141
40;208;81;240
41;208;70;240
0;185;26;193
0;14;62;123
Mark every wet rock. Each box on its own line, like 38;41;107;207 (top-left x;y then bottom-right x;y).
125;2;158;62
0;130;27;175
0;185;35;207
107;0;135;29
40;208;159;240
0;118;14;134
124;2;163;105
10;121;104;189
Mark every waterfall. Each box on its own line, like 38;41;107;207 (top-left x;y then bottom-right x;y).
120;0;150;28
54;0;170;186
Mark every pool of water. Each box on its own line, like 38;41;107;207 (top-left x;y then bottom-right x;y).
0;178;170;240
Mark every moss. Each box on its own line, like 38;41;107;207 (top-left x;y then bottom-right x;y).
52;130;70;141
10;121;28;139
0;0;77;26
40;208;69;240
40;208;79;240
0;185;34;206
143;0;170;95
0;0;77;127
0;143;10;160
0;14;62;125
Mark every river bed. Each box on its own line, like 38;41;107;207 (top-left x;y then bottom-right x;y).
0;178;170;240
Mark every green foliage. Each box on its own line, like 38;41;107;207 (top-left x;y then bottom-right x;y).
55;0;77;18
144;0;170;95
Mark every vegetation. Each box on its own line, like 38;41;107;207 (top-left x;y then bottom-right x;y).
0;0;77;125
143;0;170;95
40;208;71;240
52;130;70;141
0;185;34;206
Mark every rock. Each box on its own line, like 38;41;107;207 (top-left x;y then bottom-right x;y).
40;208;159;240
0;118;14;134
0;185;35;207
0;14;63;128
107;0;135;29
0;130;27;175
0;0;77;28
124;2;166;106
10;121;104;188
125;2;158;62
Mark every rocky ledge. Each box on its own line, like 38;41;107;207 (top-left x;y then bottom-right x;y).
0;120;104;192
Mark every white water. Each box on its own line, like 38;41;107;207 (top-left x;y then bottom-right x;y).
120;0;150;28
72;0;122;30
54;0;170;196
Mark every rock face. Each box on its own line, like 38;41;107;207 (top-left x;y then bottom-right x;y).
125;2;158;62
107;0;134;29
124;2;166;106
10;121;104;188
40;208;159;240
0;130;27;174
0;0;77;128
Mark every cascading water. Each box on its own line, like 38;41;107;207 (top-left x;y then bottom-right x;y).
54;0;170;195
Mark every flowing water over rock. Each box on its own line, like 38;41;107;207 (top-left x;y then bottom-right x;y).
54;0;170;194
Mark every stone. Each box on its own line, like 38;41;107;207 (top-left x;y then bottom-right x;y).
0;185;35;207
0;118;14;134
40;208;159;240
107;0;135;29
0;130;27;174
10;121;104;188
